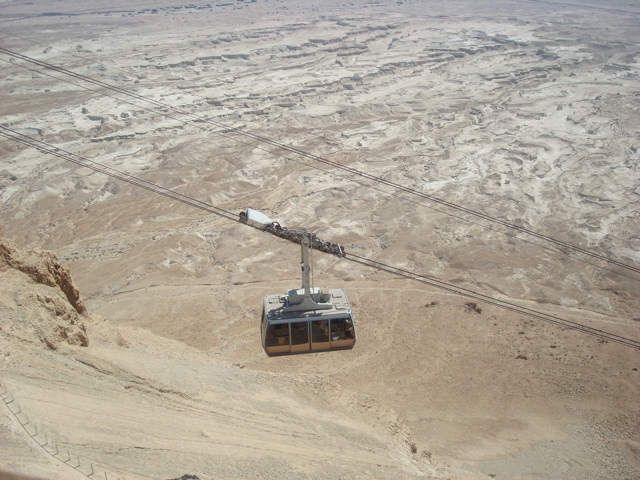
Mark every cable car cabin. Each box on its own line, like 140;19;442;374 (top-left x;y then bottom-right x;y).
261;288;355;356
245;209;355;356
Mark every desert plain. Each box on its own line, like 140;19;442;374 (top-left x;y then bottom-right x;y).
0;0;639;479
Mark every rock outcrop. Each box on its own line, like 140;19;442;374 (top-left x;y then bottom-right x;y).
0;238;86;314
0;237;88;348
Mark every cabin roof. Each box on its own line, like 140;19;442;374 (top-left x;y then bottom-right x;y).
264;288;352;322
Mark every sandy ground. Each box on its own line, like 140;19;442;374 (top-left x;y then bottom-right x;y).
1;0;639;479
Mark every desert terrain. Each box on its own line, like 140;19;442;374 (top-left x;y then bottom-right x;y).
0;0;639;479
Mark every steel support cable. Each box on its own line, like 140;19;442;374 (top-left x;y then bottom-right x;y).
1;74;633;287
6;48;640;274
1;56;635;284
345;253;640;349
0;56;217;138
0;120;628;286
2;128;639;350
0;28;145;79
0;127;238;222
1;47;638;276
2;66;639;287
0;25;582;226
2;75;632;287
3;53;640;300
268;153;640;283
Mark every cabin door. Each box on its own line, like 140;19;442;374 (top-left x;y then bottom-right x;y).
311;319;330;351
289;321;311;353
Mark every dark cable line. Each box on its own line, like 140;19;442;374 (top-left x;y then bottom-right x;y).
7;56;639;285
0;57;234;138
1;126;638;350
6;49;639;276
0;26;441;176
0;127;238;222
17;48;640;289
345;253;640;349
0;28;146;78
0;30;621;251
0;27;267;117
3;55;634;283
1;46;638;277
2;61;633;284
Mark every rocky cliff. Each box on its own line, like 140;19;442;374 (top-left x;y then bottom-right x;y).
0;237;88;348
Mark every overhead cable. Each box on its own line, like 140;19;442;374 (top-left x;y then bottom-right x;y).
1;126;638;350
1;47;638;278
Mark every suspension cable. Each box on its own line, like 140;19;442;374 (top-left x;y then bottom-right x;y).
345;252;640;349
0;126;238;222
1;126;638;350
1;46;638;277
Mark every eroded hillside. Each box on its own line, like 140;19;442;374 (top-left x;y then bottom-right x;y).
0;239;457;479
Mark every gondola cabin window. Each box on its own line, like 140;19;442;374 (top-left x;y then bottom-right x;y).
290;321;310;353
262;316;355;356
265;323;290;347
331;318;354;341
311;319;329;343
